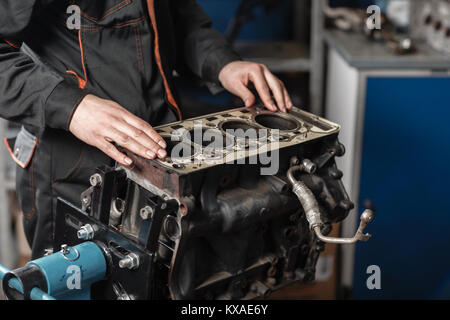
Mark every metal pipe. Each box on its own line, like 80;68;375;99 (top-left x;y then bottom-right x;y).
287;161;322;229
313;209;373;244
0;264;55;300
287;161;373;244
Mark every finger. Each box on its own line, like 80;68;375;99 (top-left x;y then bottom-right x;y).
113;120;166;159
249;65;277;111
98;140;133;166
230;82;256;107
121;112;167;149
283;87;293;110
106;127;159;160
263;69;286;112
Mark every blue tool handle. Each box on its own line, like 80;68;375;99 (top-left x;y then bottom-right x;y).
0;264;55;300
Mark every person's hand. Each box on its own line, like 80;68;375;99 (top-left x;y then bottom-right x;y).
218;61;293;112
69;94;167;166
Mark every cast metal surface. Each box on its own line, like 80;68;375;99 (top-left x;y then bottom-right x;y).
45;105;368;300
287;165;373;244
143;106;340;175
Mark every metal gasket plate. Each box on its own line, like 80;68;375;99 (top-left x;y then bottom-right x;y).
148;106;340;174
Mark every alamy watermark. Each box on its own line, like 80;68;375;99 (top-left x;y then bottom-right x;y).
66;5;81;30
366;5;382;30
66;265;82;290
65;4;383;31
366;265;381;290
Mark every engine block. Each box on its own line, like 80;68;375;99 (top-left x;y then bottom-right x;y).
48;106;369;300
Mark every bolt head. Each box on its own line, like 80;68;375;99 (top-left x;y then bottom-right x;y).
119;253;140;270
140;206;154;220
77;224;95;240
90;173;102;187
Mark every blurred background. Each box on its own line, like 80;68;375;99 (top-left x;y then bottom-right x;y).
1;0;449;300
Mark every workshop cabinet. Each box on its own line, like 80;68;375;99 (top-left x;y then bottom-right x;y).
325;30;450;299
354;77;450;299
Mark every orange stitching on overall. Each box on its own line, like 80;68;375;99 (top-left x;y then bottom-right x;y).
102;0;131;18
4;137;38;169
146;0;182;120
3;138;37;219
79;17;145;31
4;40;20;49
112;17;145;28
66;29;87;89
73;0;131;23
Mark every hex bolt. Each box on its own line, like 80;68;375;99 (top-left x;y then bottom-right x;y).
77;224;95;240
118;253;140;270
140;206;154;220
90;173;103;187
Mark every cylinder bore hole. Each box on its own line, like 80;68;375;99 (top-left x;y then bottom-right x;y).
220;121;265;139
254;114;299;131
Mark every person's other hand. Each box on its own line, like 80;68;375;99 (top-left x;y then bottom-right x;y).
69;94;167;166
218;61;293;112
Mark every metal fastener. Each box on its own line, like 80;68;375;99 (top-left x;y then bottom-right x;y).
118;253;140;270
77;224;95;240
140;206;154;220
90;173;103;187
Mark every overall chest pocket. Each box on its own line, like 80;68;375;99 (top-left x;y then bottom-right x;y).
73;0;136;25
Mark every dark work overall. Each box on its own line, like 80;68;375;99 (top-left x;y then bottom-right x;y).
0;0;240;258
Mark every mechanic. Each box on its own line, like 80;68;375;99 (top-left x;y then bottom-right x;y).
0;0;293;259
